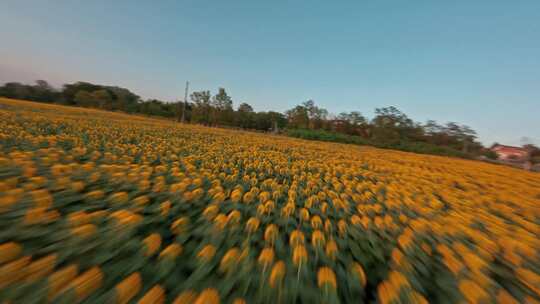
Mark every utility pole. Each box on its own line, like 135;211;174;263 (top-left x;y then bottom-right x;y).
180;81;189;123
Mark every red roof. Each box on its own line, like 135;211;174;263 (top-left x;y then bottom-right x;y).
491;144;526;153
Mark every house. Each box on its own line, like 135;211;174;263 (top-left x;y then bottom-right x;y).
490;144;528;161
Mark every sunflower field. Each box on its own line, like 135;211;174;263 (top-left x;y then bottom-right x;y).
0;97;539;304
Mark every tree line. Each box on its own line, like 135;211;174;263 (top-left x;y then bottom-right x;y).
0;80;491;158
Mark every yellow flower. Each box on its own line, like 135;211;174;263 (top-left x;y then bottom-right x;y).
515;267;540;296
524;296;540;304
377;281;397;304
442;254;463;276
321;202;329;214
289;230;305;247
160;200;171;216
462;252;486;273
0;256;31;289
269;261;286;288
212;191;226;204
245;217;260;234
351;262;367;287
324;219;332;233
86;190;105;200
337;219;347;236
350;215;361;226
173;290;198;304
26;254;57;283
299;208;310;221
264;224;278;244
258;247;275;269
203;205;219;220
68;267;104;302
227;210;241;226
110;192;129;204
242;191;255;204
397;233;413;251
68;211;90;226
198;245;216;262
159;244;183;260
0;242;22;264
408;291;428;304
30;189;53;208
391;248;404;265
115;273;142;304
312;230;326;248
293;245;308;267
195;288;220;304
133;195;150;206
110;210;142;227
311;215;322;229
48;264;78;301
496;289;518;304
142;233;162;256
220;248;240;273
231;188;243;203
72;224;97;238
138;285;165;304
171;217;189;234
317;267;337;290
388;271;410;290
232;298;246;304
325;240;338;260
0;189;23;212
281;203;295;218
458;279;489;304
213;214;228;231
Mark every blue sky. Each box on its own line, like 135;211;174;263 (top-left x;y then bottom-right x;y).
1;1;539;146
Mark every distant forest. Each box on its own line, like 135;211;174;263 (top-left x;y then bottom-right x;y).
0;80;495;159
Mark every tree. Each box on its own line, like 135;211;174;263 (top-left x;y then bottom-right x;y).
0;82;31;100
285;105;309;129
138;99;176;117
236;102;255;129
211;88;234;125
92;89;113;110
191;91;212;125
268;111;287;132
424;120;442;135
74;90;96;107
35;80;51;90
62;82;102;105
238;103;254;113
371;106;416;144
32;80;58;102
444;122;477;152
302;100;328;129
252;111;287;132
523;144;540;164
107;86;140;112
373;106;414;129
61;82;139;109
286;100;328;130
459;125;477;153
337;111;368;135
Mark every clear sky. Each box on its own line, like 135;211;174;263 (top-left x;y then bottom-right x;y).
1;1;539;146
